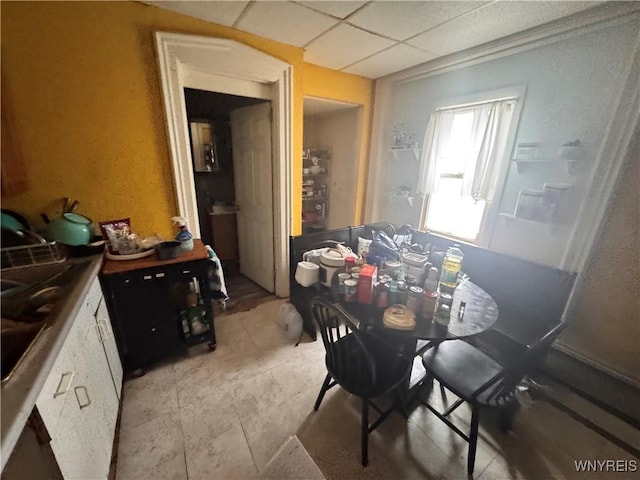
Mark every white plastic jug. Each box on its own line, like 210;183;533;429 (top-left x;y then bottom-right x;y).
279;303;303;339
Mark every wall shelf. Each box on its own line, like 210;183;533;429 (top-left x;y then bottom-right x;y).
498;212;555;232
391;148;421;161
512;158;554;173
512;158;582;175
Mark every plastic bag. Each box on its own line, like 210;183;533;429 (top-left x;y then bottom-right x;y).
367;229;400;266
279;302;303;339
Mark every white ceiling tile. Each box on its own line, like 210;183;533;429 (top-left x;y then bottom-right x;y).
348;1;487;41
147;1;249;27
298;1;367;19
343;44;438;78
237;1;338;47
305;23;396;70
408;1;602;55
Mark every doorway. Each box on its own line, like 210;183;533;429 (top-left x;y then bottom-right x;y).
155;33;293;298
303;97;363;232
184;88;274;302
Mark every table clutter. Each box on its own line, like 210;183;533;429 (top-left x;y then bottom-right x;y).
295;228;471;330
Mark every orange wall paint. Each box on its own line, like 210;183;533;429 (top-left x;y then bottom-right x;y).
1;1;373;238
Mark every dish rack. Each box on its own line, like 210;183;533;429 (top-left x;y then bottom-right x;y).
0;242;67;270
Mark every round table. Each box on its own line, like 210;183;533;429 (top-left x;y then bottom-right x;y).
335;278;499;341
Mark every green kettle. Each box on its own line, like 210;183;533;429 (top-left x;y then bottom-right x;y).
44;213;92;246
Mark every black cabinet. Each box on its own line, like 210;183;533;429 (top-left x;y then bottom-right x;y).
100;243;216;374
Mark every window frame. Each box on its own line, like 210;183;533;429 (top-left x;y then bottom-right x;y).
419;85;527;247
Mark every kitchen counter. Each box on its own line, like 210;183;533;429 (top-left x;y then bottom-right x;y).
1;253;104;471
101;239;209;275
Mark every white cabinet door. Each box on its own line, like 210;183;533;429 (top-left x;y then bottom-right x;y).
95;297;123;399
49;301;105;480
41;291;119;480
74;308;118;477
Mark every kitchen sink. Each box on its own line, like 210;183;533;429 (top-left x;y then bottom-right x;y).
1;259;92;382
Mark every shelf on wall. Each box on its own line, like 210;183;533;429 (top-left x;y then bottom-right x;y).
391;148;421;161
512;158;582;175
498;213;556;232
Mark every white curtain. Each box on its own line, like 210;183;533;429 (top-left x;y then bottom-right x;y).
416;110;454;195
470;100;515;201
461;104;493;197
418;99;515;203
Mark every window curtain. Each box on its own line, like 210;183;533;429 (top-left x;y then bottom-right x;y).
416;110;454;195
469;100;515;202
418;98;516;202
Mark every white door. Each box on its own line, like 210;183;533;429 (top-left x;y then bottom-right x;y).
230;102;275;292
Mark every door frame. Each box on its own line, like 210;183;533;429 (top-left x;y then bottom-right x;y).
155;32;292;297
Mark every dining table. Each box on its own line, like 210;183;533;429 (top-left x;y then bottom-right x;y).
328;274;500;395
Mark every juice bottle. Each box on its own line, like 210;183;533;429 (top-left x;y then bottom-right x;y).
439;244;463;292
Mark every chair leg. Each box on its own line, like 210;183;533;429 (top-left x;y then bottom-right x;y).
467;405;480;475
499;401;520;432
314;373;332;411
393;388;409;420
361;397;369;467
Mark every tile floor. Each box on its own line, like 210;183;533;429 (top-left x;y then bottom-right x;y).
115;299;638;479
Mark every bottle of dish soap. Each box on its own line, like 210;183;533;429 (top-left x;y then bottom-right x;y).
171;216;194;251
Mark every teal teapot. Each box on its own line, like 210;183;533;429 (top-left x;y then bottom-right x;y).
44;213;92;246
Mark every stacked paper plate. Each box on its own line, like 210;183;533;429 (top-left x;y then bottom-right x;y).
383;304;416;330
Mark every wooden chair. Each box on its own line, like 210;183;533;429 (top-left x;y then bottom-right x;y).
310;296;412;466
418;320;567;476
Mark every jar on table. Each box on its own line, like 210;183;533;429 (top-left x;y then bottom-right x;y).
397;281;408;305
435;303;451;326
344;279;358;302
406;286;423;314
388;280;399;305
374;278;390;308
421;290;439;321
344;257;356;274
383;260;402;279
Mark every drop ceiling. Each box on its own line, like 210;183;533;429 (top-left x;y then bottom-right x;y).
146;1;606;79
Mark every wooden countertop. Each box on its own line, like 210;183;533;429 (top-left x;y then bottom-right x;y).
101;239;208;275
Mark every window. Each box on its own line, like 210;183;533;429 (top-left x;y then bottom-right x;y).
418;96;518;242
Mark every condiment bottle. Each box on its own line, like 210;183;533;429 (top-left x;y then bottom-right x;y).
374;277;390;308
397;281;408;305
406;286;423;314
423;266;440;293
421;290;438;321
440;244;464;293
344;257;355;274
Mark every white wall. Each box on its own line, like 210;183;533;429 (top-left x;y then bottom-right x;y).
377;18;638;268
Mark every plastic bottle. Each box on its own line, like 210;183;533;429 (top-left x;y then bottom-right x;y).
423;266;440;293
439;244;464;292
172;216;194;251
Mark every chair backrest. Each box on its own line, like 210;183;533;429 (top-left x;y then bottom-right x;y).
484;320;567;402
310;296;377;390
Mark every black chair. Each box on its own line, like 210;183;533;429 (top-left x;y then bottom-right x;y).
310;296;412;466
418;320;567;476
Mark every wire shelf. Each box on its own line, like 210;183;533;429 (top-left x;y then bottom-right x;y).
0;242;67;270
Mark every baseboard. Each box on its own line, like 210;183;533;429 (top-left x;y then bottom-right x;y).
543;347;640;427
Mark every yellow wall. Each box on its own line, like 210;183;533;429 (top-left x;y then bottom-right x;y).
1;1;373;238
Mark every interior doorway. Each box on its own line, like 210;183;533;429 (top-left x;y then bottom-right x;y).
302;97;363;233
184;89;262;265
155;33;293;298
184;89;274;300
